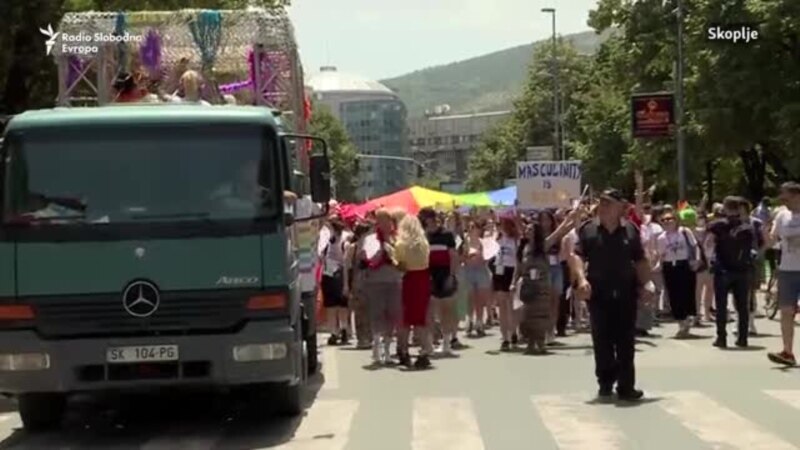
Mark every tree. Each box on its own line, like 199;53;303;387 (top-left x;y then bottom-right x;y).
586;0;800;201
467;40;589;192
308;104;359;202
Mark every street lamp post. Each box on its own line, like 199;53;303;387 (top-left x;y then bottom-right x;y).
675;0;687;201
541;7;560;160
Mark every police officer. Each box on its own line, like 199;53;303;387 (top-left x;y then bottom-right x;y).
569;189;655;401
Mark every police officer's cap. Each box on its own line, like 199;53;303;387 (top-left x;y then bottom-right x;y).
599;188;627;203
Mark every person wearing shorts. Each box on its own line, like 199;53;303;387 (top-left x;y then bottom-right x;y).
321;218;349;345
768;183;800;366
490;217;520;351
464;221;492;336
420;208;460;355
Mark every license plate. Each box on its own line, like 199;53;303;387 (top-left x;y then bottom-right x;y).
106;345;178;364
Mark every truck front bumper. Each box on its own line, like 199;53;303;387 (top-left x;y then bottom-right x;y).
0;320;303;395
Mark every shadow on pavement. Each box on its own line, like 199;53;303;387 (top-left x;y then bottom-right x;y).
671;334;713;341
720;345;767;352
0;379;326;449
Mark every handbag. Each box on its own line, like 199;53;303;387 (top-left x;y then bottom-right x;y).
682;229;708;272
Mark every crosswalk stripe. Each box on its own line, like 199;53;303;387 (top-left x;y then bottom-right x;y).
764;390;800;411
271;399;358;450
321;346;339;390
412;397;484;450
659;391;797;450
531;394;627;450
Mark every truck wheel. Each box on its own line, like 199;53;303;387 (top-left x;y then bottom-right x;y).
18;393;66;432
275;382;303;416
306;332;319;375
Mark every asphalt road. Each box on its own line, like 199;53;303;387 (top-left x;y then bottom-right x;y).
1;315;800;449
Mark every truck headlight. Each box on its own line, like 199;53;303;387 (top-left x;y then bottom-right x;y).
0;353;50;371
233;344;287;362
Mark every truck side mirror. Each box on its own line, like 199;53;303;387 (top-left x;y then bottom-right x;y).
309;154;331;204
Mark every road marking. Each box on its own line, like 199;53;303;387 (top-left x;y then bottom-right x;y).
321;346;339;390
659;391;797;450
272;399;358;450
0;413;17;423
412;397;485;450
531;394;627;450
764;390;800;410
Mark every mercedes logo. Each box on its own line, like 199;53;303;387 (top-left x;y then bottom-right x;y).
122;280;160;318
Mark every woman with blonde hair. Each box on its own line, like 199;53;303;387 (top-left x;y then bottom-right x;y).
395;215;434;368
171;70;210;105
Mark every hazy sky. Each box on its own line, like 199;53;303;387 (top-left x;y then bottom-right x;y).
287;0;599;81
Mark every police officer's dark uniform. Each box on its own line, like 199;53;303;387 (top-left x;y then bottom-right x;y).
575;189;646;400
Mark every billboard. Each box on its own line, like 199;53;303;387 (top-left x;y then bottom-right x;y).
631;92;675;138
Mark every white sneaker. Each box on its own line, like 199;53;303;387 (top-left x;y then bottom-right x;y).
441;339;452;355
371;339;381;363
749;316;758;335
382;340;392;364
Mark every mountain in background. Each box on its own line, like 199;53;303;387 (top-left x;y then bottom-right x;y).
381;29;614;118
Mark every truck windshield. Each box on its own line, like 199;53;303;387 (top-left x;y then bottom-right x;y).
2;125;279;224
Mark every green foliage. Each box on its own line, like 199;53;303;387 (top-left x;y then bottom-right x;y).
308;104;359;202
469;0;800;202
466;41;589;192
382;30;612;118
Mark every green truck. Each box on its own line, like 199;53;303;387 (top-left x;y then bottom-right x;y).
0;104;330;430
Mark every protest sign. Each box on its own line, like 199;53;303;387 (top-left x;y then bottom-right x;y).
516;160;582;209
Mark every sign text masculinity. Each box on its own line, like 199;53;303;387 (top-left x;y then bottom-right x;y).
517;160;582;209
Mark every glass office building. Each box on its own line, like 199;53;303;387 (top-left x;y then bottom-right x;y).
307;66;409;199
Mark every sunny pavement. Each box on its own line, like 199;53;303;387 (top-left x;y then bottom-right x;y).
0;315;798;449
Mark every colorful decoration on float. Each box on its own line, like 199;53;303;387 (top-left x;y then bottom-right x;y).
188;10;222;71
139;29;162;79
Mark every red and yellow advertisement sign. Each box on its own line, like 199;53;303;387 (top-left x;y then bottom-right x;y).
631;93;675;138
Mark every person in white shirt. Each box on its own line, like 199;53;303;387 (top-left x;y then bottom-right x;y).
768;182;800;366
656;212;701;338
490;217;520;351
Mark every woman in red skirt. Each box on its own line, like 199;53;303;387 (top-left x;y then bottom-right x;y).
394;215;434;369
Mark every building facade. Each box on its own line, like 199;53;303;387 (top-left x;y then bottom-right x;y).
408;110;511;188
306;66;409;200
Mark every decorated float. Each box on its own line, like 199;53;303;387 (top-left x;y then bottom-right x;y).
52;7;310;138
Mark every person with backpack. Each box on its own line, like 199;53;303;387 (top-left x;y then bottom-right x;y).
321;217;350;346
655;211;702;338
569;189;654;402
705;196;760;349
